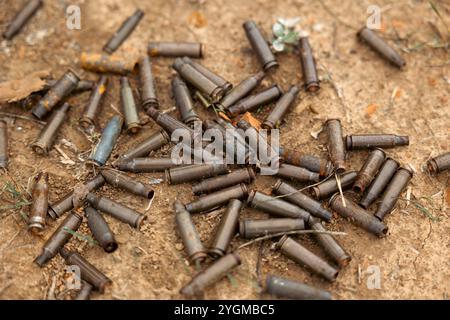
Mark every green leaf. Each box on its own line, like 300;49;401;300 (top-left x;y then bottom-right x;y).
282;31;300;44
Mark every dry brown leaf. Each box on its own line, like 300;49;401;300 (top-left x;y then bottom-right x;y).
241;112;261;130
0;70;51;103
188;11;207;28
365;103;378;116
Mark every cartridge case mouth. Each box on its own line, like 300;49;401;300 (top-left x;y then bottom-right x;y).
136;214;147;229
305;82;320;92
399;166;414;178
275;234;289;250
189;251;208;263
79;117;95;130
263;60;279;72
208;248;225;259
28;222;45;234
126;122;140;134
31;104;49;120
104;241;119;253
426;159;438;175
261;120;275;130
31;142;47;155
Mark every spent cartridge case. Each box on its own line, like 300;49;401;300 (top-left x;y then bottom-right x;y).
239;218;305;239
311;171;357;200
28;172;49;233
182;57;232;93
165;163;229;185
148;41;203;58
3;0;43;40
279;147;332;177
146;106;193;135
426;152;450;175
120;77;140;133
275;163;320;183
85;206;118;253
172;75;200;125
118;157;180;173
192;168;255;195
101;168;154;199
345;134;409;150
266;275;332;300
80;52;136;75
243;20;278;71
298;37;320;92
227;84;282;116
353;148;386;193
103;9;144;54
80;75;109;129
219;71;265;110
325;119;346;173
119;130;170;162
0;120;9;169
262;85;300;129
138;55;159;109
89;115;123;166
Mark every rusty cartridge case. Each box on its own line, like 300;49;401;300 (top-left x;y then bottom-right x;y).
353;148;386;193
174;200;207;264
173;58;225;102
219;72;265;110
227;85;282;116
0;120;9;169
210;199;242;257
172;76;200;125
34;211;83;267
59;248;112;293
45;79;95;93
358;27;406;69
101;168;154;199
119;130;170;162
28;172;49;233
80;76;108;129
3;0;43;40
311;171;357;200
120;77;140;133
31;69;80;119
247;190;311;221
118;157;180;173
80;52;136;75
165;163;229;185
146;106;193;135
239;218;305;239
330;194;388;236
426;152;450;175
182;57;232;93
374;167;413;221
298;37;320;92
325;119;346;173
103;9;144;54
360;158;399;208
345;134;409;150
180;253;241;297
75;281;93;300
279;147;332;177
262;85;300;129
276;236;339;282
148;41;203;58
266;275;332;300
31;102;70;155
308;217;351;267
185;184;248;214
48;174;105;220
89;115;123;166
138;55;159;109
276;163;320;183
273;180;332;221
85;206;118;253
86;193;146;228
243;21;278;71
192;168;255;195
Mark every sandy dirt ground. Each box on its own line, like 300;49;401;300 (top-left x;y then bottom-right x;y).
0;0;449;300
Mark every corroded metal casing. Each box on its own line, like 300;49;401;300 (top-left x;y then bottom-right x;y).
47;174;105;220
118;157;180;173
165;163;229;185
148;41;203;58
227;85;282;116
31;69;80;119
34;211;83;267
247;190;311;221
192;168;255;195
45;79;95;94
262;85;300;129
329;194;388;237
219;71;265;110
325;119;346;173
80;52;136;75
279;147;332;177
103;9;144;54
146;106;193;135
345;134;409;150
173;58;224;102
80;75;109;129
59;248;112;293
209;199;242;258
89;115;123;166
426;152;450;175
239;218;305;239
138;55;159;109
185;184;248;214
353;148;386;193
357;27;406;69
174;200;207;264
3;0;43;40
272;180;332;221
31;102;70;155
0;120;9;169
75;281;93;300
119;130;170;162
311;171;357;200
182;57;232;93
28;172;49;233
86;193;146;228
101;168;154;199
360;157;399;208
120;77;140;134
266;275;332;300
243;20;278;72
276;236;339;282
308;217;351;268
374;166;413;221
172;76;200;125
298;37;320;92
276;163;320;183
180;253;241;297
85;206;118;253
